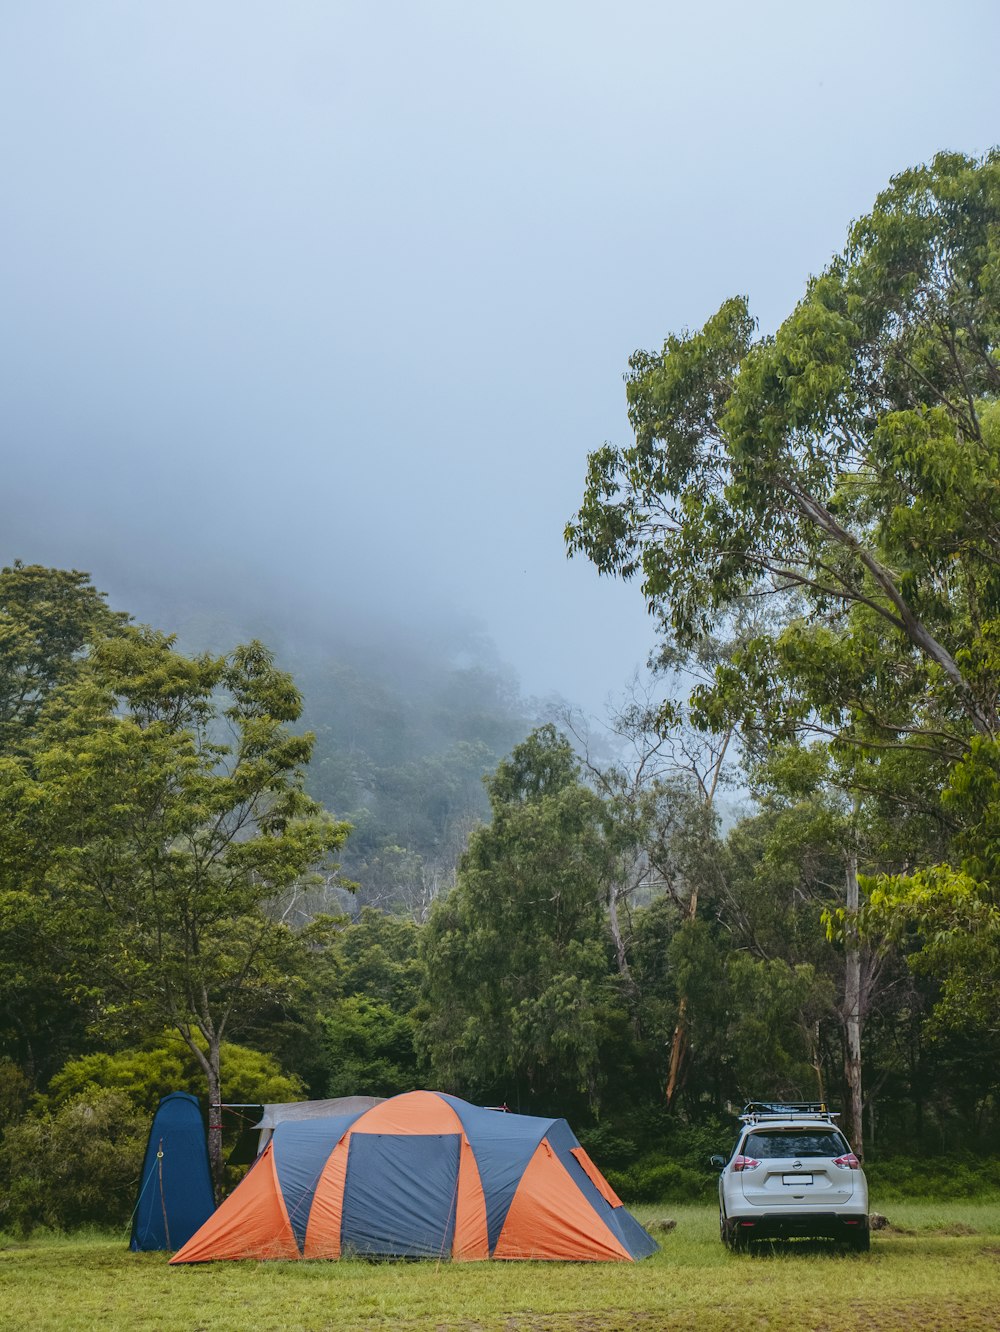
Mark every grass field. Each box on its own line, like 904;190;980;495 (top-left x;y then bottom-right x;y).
3;1201;1000;1331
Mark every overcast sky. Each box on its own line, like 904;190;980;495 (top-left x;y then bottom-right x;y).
1;1;998;713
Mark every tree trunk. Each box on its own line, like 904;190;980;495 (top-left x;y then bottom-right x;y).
206;1043;223;1200
810;1021;825;1105
665;994;689;1108
608;885;631;982
843;852;864;1157
182;1029;224;1202
665;887;698;1108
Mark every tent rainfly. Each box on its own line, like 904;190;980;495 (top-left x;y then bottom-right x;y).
249;1095;384;1154
171;1090;657;1263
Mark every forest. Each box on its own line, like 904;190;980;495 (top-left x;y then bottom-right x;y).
3;151;1000;1232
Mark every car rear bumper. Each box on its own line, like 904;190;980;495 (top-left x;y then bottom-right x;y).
729;1211;869;1241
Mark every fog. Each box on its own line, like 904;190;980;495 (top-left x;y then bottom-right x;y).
1;1;997;714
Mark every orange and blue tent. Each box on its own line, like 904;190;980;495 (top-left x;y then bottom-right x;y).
170;1090;657;1263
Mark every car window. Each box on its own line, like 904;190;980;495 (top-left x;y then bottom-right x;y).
742;1129;848;1158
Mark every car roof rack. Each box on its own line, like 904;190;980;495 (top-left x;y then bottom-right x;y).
739;1101;840;1124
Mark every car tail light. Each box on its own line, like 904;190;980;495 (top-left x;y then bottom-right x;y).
732;1155;761;1172
833;1153;860;1169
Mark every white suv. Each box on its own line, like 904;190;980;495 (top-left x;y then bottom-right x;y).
713;1102;869;1251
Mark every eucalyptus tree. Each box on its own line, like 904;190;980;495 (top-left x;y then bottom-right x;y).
567;151;1000;1136
0;624;348;1191
420;726;627;1113
567;151;1000;761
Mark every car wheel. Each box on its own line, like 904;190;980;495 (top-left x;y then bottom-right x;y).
848;1224;870;1253
719;1214;745;1252
730;1223;750;1252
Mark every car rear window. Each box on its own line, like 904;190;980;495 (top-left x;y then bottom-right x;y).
742;1129;848;1159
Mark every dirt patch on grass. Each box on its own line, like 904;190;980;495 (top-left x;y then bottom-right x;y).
411;1306;1000;1332
441;1320;731;1332
884;1219;979;1238
810;1305;1000;1332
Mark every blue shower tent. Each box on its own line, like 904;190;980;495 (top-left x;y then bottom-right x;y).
130;1091;215;1251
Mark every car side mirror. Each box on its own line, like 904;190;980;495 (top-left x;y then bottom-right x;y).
710;1154;726;1168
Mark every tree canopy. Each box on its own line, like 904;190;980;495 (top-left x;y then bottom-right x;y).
0;579;349;1188
421;726;626;1112
568;151;1000;757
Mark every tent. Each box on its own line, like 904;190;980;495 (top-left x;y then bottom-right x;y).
131;1092;215;1252
171;1090;657;1263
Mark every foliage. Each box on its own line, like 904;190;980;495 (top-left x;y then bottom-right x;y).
864;1154;1000;1201
0;587;349;1188
323;906;425;1011
725;955;831;1099
580;1108;733;1201
662;919;833;1107
0;562;129;755
605;1157;711;1203
296;906;426;1098
567;150;1000;1142
318;997;420;1098
858;864;1000;1050
44;1039;304;1115
421;727;628;1111
567;149;1000;775
0;565;130;1080
2;629;349;1062
298;646;529;916
0;1089;146;1234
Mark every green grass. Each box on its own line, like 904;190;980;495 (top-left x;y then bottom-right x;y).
3;1201;1000;1331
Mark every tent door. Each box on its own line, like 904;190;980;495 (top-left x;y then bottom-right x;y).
341;1132;461;1258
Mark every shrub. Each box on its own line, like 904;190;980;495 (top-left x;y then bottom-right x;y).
0;1039;307;1232
46;1037;305;1115
0;1089;146;1234
865;1153;1000;1201
318;998;420;1098
575;1123;637;1170
46;1048;187;1113
606;1155;713;1203
0;1058;31;1137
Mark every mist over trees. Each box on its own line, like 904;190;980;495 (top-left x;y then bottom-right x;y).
4;152;1000;1230
297;644;531;918
108;585;536;918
